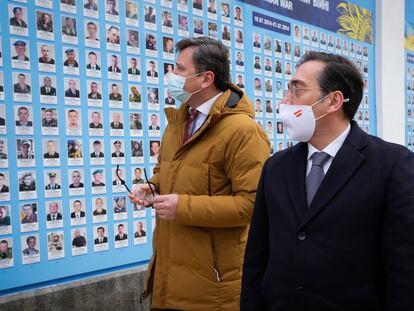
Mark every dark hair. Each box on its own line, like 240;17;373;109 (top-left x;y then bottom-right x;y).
297;51;363;121
175;37;229;91
97;226;105;231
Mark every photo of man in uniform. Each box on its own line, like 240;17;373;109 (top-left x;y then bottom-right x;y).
37;12;53;33
89;111;103;128
21;204;37;223
17;139;34;159
0;141;7;159
111;140;124;157
62;17;77;36
0;206;10;226
10;7;27;28
42;109;58;127
39;45;55;64
109;84;122;101
45;172;61;190
134;221;146;238
0;174;9;193
63;49;79;67
14;74;31;94
110;112;123;129
43;140;59;158
12;40;29;61
65;80;80;98
91;169;105;187
90;140;104;158
87;82;102;99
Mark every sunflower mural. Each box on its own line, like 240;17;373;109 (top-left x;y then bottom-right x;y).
336;2;373;44
405;22;414;51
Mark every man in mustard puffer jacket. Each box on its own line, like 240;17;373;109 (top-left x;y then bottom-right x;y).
129;37;270;311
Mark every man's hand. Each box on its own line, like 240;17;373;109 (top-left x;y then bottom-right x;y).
152;194;178;220
128;183;156;207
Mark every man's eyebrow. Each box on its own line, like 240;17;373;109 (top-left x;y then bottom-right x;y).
289;79;306;87
175;62;185;70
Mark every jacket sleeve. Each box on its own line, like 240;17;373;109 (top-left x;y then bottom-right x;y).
175;123;270;228
240;163;269;310
383;148;414;310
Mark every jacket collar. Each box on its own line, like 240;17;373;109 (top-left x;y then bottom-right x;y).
284;121;368;225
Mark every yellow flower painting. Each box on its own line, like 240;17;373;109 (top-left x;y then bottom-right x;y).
336;2;373;44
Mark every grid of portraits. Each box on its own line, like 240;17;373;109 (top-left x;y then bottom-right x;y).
407;61;414;150
0;0;376;289
242;22;373;154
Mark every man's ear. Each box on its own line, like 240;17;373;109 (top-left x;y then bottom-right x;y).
202;71;215;88
327;91;345;114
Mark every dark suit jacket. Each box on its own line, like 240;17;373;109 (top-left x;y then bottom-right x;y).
87;64;100;70
90;152;104;158
128;68;140;75
94;237;108;244
110;122;123;129
47;213;62;221
115;234;127;241
146;70;158;77
70;211;85;218
65;89;80;98
40;86;56;96
241;121;414;311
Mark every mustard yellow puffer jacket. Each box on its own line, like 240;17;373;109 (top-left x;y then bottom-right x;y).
145;84;270;310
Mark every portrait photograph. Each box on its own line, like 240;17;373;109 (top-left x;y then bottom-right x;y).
68;169;85;196
108;83;123;108
110;111;124;134
45;200;63;229
129;112;143;134
67;139;84;166
146;59;159;84
107;54;122;80
133;220;147;245
38;43;56;73
112;166;125;192
208;22;218;39
130;140;144;164
113;195;127;220
93;225;109;252
84;20;100;48
0;140;8;168
85;50;102;79
105;0;120;22
0;238;14;269
36;10;54;40
15;106;34;135
149;140;161;163
91;168;106;194
161;10;173;34
70;199;86;226
221;25;231;46
87;81;103;107
21;234;41;265
47;231;65;260
127;57;141;83
44;171;62;199
61;16;78;44
193;18;203;37
19;202;38;231
71;228;88;256
106;25;121;51
0;173;10;202
90;139;105;166
84;0;99;18
9;5;29;36
126;29;139;54
0;72;3;102
147;87;160;110
145;32;157;58
63;47;80;75
13;72;32;102
148;113;160;134
92;197;107;223
88;110;104;135
125;0;139;26
221;2;230;23
193;0;203;14
39;75;57;105
177;0;189;12
43;138;60;167
178;14;189;37
66;108;82;135
111;139;125;165
114;222;128;248
0;205;12;235
144;5;156;30
162;37;174;60
10;38;30;70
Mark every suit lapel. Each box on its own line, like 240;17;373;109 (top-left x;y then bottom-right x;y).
284;143;308;219
300;122;367;227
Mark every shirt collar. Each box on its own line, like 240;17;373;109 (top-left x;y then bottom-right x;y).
189;92;223;116
307;123;351;160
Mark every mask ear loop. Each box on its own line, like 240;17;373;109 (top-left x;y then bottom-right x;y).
314;97;350;121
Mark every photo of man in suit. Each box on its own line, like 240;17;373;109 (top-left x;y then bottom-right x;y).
94;227;108;244
90;140;104;158
115;223;127;241
40;77;56;96
148;114;160;131
46;201;62;221
146;60;158;77
108;54;121;73
65;79;80;98
110;112;123;129
0;141;7;159
128;57;140;75
111;140;124;157
70;200;85;219
241;51;414;310
86;51;100;70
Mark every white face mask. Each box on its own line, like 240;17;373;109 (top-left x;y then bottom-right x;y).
166;72;204;103
279;94;349;142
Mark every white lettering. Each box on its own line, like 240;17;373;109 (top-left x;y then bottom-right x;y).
280;0;293;10
300;0;311;4
313;0;329;12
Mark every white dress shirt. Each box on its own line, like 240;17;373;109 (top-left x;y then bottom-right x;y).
190;92;223;135
306;123;351;176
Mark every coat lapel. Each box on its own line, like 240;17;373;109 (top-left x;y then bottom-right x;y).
284;143;308;220
299;122;367;227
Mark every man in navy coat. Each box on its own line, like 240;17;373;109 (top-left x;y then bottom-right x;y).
241;51;414;310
